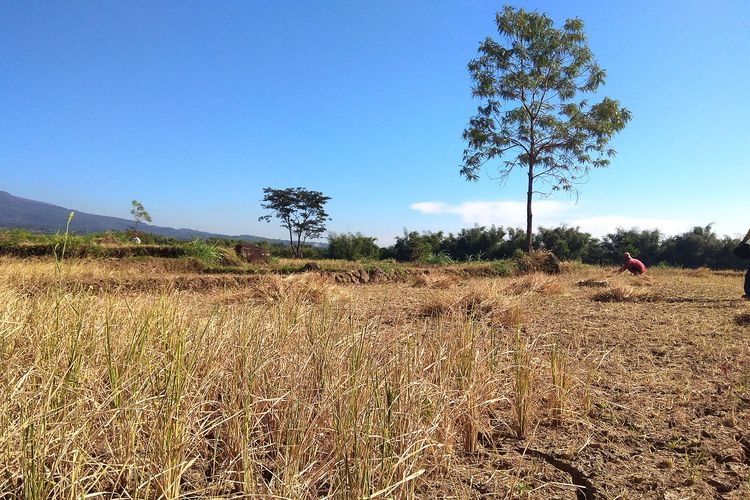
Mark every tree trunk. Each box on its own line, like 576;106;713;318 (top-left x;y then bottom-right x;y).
288;226;296;258
526;162;534;253
295;233;303;259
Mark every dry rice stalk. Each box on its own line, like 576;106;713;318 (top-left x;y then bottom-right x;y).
418;290;452;318
505;274;557;296
577;278;609;288
491;303;526;329
591;284;650;302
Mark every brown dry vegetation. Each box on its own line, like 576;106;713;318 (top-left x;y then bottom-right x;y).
1;257;749;499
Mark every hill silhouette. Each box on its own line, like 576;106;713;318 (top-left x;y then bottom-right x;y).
0;191;287;244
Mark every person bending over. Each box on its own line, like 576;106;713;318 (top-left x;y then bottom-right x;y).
618;252;646;275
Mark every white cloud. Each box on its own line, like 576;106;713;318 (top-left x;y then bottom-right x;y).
409;200;572;227
410;199;692;238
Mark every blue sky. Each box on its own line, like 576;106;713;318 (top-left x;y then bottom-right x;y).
2;0;748;245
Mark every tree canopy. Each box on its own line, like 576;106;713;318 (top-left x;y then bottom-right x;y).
130;200;152;233
259;187;331;258
377;224;746;270
461;6;631;252
327;232;380;260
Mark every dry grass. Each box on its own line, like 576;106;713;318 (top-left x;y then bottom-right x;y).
418;290;452;317
0;257;749;498
505;273;564;296
735;312;750;326
491;304;527;329
577;278;609;288
591;284;636;302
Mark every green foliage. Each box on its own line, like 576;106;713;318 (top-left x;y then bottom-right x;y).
461;6;630;252
0;228;36;247
364;258;399;275
265;242;325;259
53;212;75;275
182;240;221;265
391;230;439;262
385;227;527;262
600;228;661;264
579;225;746;270
490;259;516;276
259;187;331;258
534;225;594;261
215;246;244;267
652;261;675;270
441;225;506;260
658;224;739;269
327;232;380;260
423;251;454;265
1;223;746;271
130;200;152;233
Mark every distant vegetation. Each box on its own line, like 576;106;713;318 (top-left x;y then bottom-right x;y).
378;224;747;270
327;232;380;260
0;228;325;264
1;222;747;271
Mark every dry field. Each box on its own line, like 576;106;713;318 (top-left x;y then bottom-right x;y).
1;257;749;499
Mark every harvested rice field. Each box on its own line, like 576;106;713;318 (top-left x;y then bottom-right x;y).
1;257;749;499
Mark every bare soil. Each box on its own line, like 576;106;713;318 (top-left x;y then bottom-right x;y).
4;258;750;498
347;269;750;499
110;264;749;499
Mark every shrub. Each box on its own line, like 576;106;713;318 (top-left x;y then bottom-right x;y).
423;252;454;265
183;240;221;265
216;246;244;267
490;259;515;276
327;232;380;260
365;258;398;274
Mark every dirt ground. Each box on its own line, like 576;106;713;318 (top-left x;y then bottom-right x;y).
132;264;750;499
4;258;749;499
346;268;750;499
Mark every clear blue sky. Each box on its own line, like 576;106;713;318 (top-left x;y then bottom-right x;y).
2;0;748;245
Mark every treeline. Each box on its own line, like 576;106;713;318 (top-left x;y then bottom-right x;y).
328;225;748;270
3;225;746;270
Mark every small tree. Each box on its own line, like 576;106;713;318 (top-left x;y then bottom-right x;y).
259;187;331;258
130;200;152;234
461;6;631;252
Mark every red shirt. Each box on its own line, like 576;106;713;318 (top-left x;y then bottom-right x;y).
622;258;646;274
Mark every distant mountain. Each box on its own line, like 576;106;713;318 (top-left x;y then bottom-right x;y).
0;191;294;244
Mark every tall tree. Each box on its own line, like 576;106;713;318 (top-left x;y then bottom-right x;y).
259;187;331;258
461;6;631;252
130;200;152;234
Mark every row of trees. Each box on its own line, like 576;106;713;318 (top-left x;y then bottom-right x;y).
133;189;744;269
326;224;748;270
256;186;746;270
